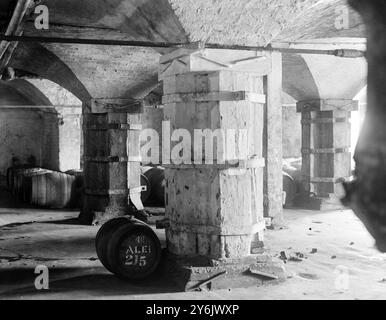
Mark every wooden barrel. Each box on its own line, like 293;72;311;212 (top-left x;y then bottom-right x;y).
30;171;75;208
14;168;36;199
140;174;151;204
104;218;162;281
65;169;84;209
95;217;132;273
12;168;25;197
7;166;23;191
6;167;15;189
283;172;296;208
65;169;83;177
20;168;51;203
7;164;36;195
142;166;165;206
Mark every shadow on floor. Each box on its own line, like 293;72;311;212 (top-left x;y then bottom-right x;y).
38;218;84;226
0;265;180;298
0;187;34;209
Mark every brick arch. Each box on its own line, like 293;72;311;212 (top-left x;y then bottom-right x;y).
9;42;91;103
283;53;320;102
4;79;53;106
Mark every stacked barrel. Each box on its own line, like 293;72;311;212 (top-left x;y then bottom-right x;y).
141;166;165;206
7;167;79;209
6;165;167;209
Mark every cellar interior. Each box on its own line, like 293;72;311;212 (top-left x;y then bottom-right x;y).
1;0;386;300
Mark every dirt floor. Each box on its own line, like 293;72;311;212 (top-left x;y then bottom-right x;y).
0;188;386;300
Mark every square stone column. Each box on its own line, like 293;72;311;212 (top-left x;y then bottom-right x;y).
159;49;276;259
297;99;358;210
80;98;143;224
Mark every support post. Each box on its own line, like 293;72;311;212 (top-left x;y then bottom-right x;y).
159;49;285;290
264;52;284;225
79;98;143;224
297;99;358;210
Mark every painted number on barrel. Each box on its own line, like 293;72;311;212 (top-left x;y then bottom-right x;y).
124;240;151;267
125;253;147;266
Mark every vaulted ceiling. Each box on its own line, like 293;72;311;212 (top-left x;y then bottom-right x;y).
0;0;367;102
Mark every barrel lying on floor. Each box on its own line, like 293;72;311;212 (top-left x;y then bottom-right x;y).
95;216;162;281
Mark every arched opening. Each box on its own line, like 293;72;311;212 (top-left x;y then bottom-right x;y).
0;80;59;179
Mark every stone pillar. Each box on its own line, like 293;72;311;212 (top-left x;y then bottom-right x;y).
80;98;143;224
297;99;358;210
159;48;276;260
159;49;286;290
263;52;284;225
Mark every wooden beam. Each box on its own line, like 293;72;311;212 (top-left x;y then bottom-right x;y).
0;0;35;76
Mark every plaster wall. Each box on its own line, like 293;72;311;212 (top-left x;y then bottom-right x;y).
55;107;82;172
282;105;302;159
0;108;59;175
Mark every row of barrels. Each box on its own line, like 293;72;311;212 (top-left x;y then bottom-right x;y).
7;167;82;209
7;164;300;209
145;165;300;209
143;165;302;208
6;166;166;209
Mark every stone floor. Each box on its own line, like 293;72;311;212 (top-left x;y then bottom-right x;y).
0;188;386;300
